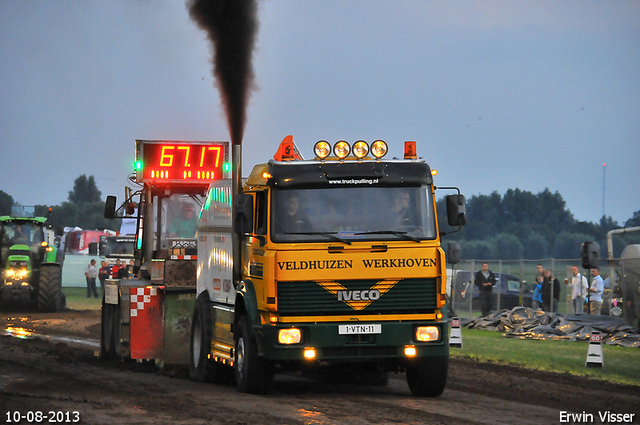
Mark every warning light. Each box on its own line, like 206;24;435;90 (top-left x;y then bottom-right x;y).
404;141;417;159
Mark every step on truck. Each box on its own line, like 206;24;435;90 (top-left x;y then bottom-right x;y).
102;137;466;397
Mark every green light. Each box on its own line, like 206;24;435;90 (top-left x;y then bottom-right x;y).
223;162;231;172
134;160;142;171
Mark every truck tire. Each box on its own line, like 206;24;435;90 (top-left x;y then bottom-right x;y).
234;315;273;394
190;296;228;383
38;265;62;312
406;355;448;397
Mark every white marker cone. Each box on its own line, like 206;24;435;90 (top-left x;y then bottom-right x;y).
450;317;462;348
585;331;604;368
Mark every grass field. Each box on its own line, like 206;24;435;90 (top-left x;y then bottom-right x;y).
450;328;640;386
63;286;102;310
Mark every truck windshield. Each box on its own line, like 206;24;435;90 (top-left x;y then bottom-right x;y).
271;186;437;243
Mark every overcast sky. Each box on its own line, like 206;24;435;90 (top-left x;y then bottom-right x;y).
1;1;638;225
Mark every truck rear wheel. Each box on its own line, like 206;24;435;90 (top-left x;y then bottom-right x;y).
38;265;62;312
234;315;273;394
101;296;121;359
406;355;448;397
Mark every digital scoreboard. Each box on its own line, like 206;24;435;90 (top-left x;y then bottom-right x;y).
135;140;230;184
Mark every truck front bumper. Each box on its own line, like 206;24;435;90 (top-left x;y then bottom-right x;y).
2;282;33;303
256;320;449;363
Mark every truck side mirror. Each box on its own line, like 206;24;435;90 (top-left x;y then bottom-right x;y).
581;241;600;269
105;195;117;220
447;241;461;264
234;194;254;235
446;194;467;227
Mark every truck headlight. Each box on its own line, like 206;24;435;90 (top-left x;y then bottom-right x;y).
278;328;302;345
415;326;439;342
333;141;351;159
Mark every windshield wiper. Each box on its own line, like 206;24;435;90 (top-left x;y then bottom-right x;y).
285;232;352;245
352;230;422;242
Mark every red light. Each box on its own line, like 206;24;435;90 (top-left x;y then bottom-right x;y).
404;141;417;159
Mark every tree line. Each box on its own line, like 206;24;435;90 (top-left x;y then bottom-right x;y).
0;175;121;231
436;188;640;260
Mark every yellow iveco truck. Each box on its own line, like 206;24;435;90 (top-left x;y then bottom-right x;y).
191;137;466;397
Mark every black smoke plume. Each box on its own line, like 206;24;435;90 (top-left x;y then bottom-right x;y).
187;0;258;145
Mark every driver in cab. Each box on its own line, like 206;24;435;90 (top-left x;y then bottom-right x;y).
391;191;413;228
168;203;197;238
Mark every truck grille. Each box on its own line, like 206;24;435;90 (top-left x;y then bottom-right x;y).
277;278;437;316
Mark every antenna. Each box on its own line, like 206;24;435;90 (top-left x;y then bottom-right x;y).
602;163;606;218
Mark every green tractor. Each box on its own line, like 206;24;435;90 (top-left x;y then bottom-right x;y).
0;208;65;312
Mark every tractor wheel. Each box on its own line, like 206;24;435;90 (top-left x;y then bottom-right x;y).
38;265;62;312
234;315;273;394
406;355;448;397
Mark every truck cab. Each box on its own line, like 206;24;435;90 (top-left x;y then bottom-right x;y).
193;138;466;396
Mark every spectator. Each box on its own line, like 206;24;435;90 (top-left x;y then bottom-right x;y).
84;259;98;299
98;260;110;295
589;267;604;315
128;259;136;279
117;263;129;279
474;263;496;316
111;259;121;279
541;269;560;313
565;265;588;314
531;275;543;310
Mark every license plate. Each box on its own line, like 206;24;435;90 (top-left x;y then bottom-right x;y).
338;324;382;335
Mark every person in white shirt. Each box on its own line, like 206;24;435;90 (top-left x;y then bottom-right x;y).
589;267;604;315
565;265;588;314
84;259;99;299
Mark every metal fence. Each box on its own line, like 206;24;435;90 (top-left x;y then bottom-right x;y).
448;258;628;321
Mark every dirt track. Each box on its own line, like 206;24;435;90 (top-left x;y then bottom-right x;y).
1;310;639;425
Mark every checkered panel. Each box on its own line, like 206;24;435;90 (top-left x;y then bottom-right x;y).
130;287;158;317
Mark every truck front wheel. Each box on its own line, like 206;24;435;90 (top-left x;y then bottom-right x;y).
190;296;229;383
406;355;448;397
38;265;62;312
234;315;273;394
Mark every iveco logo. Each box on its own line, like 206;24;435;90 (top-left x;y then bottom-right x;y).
337;289;381;302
